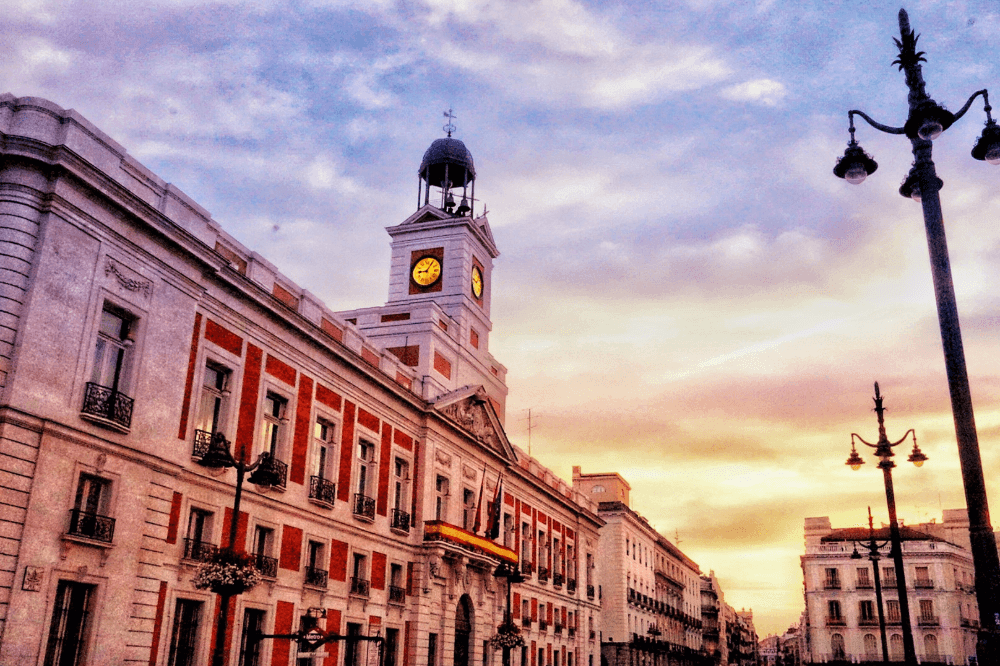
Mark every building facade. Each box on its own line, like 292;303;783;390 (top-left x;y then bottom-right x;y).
571;469;705;666
0;94;602;666
801;514;979;664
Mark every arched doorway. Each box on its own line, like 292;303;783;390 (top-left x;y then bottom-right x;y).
455;595;474;666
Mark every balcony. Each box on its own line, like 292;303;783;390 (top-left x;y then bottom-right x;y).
305;566;328;588
350;577;370;597
422;521;519;566
554;624;563;635
856;581;873;589
309;476;336;507
914;578;934;589
81;382;134;430
255;553;278;579
521;561;534;576
252;456;288;489
567;578;577;594
824;580;841;590
589;630;596;641
67;509;115;543
553;572;564;587
354;493;375;521
825;618;846;627
391;508;411;534
539;619;548;631
522;618;532;628
182;538;218;562
858;618;879;626
537;567;550;583
587;584;595;599
568;627;576;638
389;585;406;605
918;616;940;626
192;429;213;460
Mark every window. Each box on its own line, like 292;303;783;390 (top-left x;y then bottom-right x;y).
260;392;287;457
385;628;400;666
184;508;215;561
252;526;277;578
351;553;369;596
522;523;531;565
890;634;903;661
915;565;932;587
167;599;203;666
435;476;450;521
43;580;95;666
883;566;897;586
886;600;901;623
863;634;878;659
391;457;411;532
82;305;137;429
522;599;530;625
827;600;842;622
824;568;841;589
591;485;604;493
346;623;363;666
240;608;264;666
305;540;327;587
919;599;936;623
354;441;376;519
68;473;114;543
428;633;438;666
389;563;405;603
859;600;875;623
309;419;336;506
463;488;476;530
831;634;845;660
196;362;231;439
856;567;871;588
924;634;939;659
503;513;514;548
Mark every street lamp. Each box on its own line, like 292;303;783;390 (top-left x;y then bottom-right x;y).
834;9;1000;664
847;382;927;666
494;562;526;666
198;433;279;666
850;507;890;664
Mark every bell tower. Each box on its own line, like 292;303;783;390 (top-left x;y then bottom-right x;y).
336;118;507;420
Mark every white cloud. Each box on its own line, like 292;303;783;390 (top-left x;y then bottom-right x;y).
720;78;787;106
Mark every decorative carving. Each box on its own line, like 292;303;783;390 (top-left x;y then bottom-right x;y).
105;258;152;297
463;465;477;481
435;449;452;467
95;452;107;471
440;396;503;452
22;567;43;591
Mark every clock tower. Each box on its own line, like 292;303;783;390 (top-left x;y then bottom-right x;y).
336;130;508;421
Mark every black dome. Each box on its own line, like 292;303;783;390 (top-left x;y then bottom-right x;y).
419;138;476;188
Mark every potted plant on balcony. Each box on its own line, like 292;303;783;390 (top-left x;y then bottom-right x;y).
193;548;262;596
489;620;525;651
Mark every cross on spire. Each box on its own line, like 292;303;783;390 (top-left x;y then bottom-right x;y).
443;108;457;137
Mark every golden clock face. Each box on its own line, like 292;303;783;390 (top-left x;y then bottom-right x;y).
471;266;483;298
412;256;442;286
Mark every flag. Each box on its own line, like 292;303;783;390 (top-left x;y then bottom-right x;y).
472;467;486;534
487;474;503;540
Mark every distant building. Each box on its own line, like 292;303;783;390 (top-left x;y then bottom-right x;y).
801;514;979;664
572;468;704;666
758;635;778;666
730;610;757;666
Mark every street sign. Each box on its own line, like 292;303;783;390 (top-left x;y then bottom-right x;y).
303;629;324;645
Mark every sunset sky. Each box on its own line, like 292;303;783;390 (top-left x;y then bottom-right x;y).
5;0;1000;636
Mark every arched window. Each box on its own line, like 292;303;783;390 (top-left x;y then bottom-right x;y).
890;634;903;661
591;485;605;493
924;634;939;659
831;634;846;660
863;634;878;659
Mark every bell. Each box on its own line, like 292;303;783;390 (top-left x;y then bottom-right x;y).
455;197;471;216
197;433;235;469
444;192;456;210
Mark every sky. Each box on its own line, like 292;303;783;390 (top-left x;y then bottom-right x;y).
4;0;1000;637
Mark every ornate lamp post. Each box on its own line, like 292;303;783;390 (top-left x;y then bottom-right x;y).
493;562;526;666
850;507;890;664
834;9;1000;664
846;382;927;666
197;434;279;666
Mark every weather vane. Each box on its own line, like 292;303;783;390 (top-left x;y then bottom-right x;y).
443;108;457;137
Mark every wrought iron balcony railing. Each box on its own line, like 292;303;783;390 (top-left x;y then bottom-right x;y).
81;382;134;429
350;577;370;597
914;578;935;589
67;509;115;543
521;561;534;576
353;493;375;520
918;616;940;626
589;630;596;640
856;581;874;589
537;567;550;583
389;585;406;605
826;617;846;626
554;624;563;635
305;566;328;588
539;620;548;631
858;618;879;626
182;538;218;562
253;456;287;489
255;553;278;579
192;429;213;460
568;627;575;638
824;580;841;590
567;578;577;594
309;476;336;506
553;572;565;587
522;617;532;628
391;508;411;533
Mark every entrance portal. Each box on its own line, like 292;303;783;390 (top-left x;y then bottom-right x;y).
454;595;474;666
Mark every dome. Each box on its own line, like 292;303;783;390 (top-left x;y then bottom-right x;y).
419;138;476;188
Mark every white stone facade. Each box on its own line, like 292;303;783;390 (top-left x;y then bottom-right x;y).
801;514;979;664
0;93;602;666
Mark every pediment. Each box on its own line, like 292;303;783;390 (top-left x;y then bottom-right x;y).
433;386;516;462
399;204;451;226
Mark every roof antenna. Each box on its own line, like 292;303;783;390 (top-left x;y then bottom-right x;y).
443;109;457;137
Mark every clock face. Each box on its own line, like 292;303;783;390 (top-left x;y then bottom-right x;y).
471;266;483;298
412;256;442;286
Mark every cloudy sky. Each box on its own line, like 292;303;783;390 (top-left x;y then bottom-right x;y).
5;0;1000;636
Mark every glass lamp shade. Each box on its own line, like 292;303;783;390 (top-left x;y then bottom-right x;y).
846;444;865;471
834;142;878;184
918;120;944;141
907;442;928;467
972;122;1000;165
987;146;1000;166
845;165;868;185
